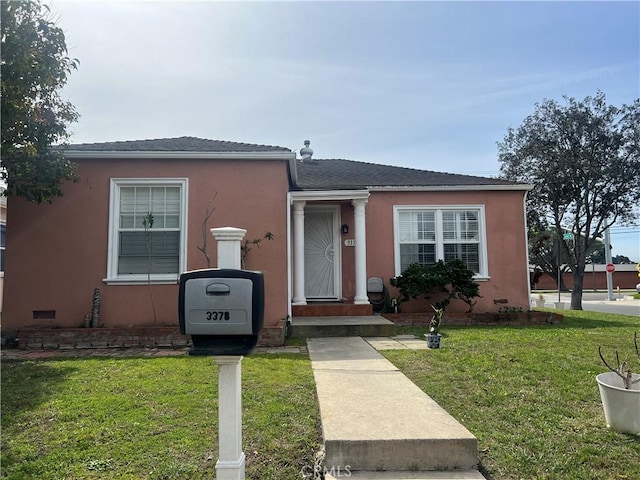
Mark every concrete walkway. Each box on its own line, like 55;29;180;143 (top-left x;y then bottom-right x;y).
308;337;484;479
365;334;431;350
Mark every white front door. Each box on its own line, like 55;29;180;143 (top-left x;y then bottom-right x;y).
304;206;341;299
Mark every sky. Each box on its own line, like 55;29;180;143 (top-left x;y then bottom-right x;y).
50;0;640;260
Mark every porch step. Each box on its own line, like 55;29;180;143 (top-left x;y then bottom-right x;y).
291;316;396;338
308;337;479;472
293;302;373;317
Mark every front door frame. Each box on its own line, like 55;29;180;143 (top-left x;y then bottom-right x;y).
304;204;341;300
289;190;370;310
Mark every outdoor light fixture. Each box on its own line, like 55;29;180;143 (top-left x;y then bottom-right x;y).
341;224;349;234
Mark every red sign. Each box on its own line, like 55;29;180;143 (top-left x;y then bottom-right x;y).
606;263;615;273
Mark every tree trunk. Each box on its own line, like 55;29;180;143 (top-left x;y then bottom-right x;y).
571;265;585;310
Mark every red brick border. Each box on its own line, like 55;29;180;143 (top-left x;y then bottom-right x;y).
383;311;563;327
17;324;286;350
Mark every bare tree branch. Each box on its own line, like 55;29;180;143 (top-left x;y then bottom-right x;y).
197;192;217;268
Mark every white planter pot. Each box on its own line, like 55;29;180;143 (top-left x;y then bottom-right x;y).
554;302;564;309
596;372;640;435
535;300;545;308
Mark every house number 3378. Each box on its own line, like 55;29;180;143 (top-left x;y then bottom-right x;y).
206;311;230;321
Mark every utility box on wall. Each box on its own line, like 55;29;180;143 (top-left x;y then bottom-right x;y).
178;269;264;355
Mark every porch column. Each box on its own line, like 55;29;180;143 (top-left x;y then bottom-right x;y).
292;201;307;305
353;198;369;304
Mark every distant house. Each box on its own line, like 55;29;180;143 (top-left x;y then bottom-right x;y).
534;263;640;291
2;137;532;344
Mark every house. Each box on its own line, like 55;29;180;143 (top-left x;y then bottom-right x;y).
2;137;532;345
0;192;6;313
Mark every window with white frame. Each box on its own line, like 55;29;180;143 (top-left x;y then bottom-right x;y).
394;205;487;277
107;179;187;283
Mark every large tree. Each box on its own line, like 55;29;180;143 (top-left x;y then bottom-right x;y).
499;91;640;310
528;226;571;291
1;0;79;203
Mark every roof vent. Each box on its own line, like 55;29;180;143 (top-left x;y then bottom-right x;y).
300;140;314;162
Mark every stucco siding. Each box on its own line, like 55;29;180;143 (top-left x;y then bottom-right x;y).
2;157;289;333
365;190;530;313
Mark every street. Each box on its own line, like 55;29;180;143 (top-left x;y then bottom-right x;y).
533;291;640;317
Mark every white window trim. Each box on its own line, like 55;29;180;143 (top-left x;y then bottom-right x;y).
105;178;188;285
393;205;489;280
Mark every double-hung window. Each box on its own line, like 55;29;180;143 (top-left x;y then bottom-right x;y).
106;178;188;284
394;205;487;278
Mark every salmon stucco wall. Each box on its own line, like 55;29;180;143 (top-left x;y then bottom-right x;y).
2;157;290;335
364;189;530;313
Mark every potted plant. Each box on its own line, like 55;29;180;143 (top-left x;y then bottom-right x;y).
425;305;443;349
535;293;545;308
596;332;640;435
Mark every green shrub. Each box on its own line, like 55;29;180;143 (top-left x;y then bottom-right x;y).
390;259;480;312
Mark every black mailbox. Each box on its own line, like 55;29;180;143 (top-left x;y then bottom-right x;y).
178;269;265;355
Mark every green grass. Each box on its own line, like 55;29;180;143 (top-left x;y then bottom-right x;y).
284;336;308;347
4;311;639;479
385;310;640;480
1;354;321;480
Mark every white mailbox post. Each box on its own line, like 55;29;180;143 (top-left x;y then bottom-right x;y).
215;354;245;480
171;226;266;480
211;227;245;270
211;227;246;480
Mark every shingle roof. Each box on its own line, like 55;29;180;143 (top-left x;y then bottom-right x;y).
62;136;523;189
295;158;520;189
64;136;291;153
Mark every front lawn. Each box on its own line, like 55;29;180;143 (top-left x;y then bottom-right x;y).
3;310;639;480
1;354;321;480
385;310;640;480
